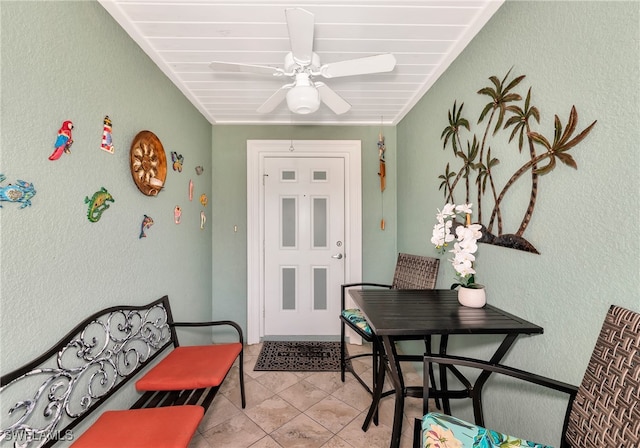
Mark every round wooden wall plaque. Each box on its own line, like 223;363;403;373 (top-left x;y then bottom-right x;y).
130;130;167;196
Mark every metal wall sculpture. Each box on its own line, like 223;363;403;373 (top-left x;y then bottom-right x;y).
438;69;597;254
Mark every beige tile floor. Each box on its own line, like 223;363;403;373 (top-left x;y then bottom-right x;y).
188;342;429;448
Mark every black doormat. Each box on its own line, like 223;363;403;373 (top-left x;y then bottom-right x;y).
254;341;348;372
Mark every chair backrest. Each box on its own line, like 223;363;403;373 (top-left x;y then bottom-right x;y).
390;253;439;290
565;305;640;447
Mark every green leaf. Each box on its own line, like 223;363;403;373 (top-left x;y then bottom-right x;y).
442;131;451;149
553;115;563;145
477;87;498;99
524;87;532;110
559;106;578;146
505;115;522;128
502;93;522;103
530;107;540;123
478;103;494;123
558;119;597;152
534;157;556;175
528;131;551;150
493;107;506;135
489;75;501;91
556;152;578;169
504;74;526;93
518;130;525;151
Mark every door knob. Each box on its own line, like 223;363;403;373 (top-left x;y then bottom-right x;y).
332;253;343;259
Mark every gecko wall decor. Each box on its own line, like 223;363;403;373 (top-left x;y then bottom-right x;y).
438;69;597;254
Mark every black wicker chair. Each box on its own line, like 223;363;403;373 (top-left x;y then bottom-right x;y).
340;253;440;410
413;304;640;448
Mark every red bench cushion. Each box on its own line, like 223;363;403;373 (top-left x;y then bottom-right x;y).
136;343;242;391
70;405;203;448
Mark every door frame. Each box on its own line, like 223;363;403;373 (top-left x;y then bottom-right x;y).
247;140;362;345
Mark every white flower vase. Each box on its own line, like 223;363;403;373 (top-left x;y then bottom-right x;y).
457;285;486;308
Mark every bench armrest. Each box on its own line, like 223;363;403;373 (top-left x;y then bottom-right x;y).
172;320;244;345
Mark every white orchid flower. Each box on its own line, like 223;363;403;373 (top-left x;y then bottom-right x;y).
440;203;456;218
431;221;455;249
467;223;483;240
455;203;473;214
432;203;482;287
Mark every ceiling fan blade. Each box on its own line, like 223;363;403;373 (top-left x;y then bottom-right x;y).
315;83;351;115
210;61;282;76
320;54;397;79
257;85;292;114
285;8;314;65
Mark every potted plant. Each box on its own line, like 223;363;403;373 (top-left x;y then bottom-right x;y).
431;203;486;307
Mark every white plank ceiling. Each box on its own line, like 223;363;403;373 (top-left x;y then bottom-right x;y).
99;0;504;126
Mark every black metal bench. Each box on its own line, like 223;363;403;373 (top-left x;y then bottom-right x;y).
0;295;245;447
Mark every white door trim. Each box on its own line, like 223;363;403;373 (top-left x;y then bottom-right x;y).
247;140;362;345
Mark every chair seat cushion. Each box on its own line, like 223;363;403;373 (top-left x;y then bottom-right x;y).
136;343;242;391
341;308;372;335
422;412;552;448
71;406;204;448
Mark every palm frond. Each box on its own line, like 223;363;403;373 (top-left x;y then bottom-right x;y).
478;103;494;124
534;157;556;175
556;152;577;169
528;131;552;150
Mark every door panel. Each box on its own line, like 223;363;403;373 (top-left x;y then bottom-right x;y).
264;157;345;336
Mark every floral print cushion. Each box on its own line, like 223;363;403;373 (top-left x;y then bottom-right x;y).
422;413;553;448
341;308;372;335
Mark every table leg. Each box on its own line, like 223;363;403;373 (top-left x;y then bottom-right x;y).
381;335;403;448
471;333;519;426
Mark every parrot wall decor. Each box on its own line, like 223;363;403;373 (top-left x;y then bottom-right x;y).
49;121;74;161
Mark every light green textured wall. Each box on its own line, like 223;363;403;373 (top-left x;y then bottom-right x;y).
397;1;639;445
210;125;397;329
0;0;213;428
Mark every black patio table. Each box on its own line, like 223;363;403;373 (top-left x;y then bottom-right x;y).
348;288;544;448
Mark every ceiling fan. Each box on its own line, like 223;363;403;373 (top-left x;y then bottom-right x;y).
209;8;396;115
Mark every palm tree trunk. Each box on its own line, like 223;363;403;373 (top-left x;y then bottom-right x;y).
516;126;539;236
489;152;550;231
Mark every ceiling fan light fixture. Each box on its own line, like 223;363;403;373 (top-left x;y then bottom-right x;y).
286;84;320;114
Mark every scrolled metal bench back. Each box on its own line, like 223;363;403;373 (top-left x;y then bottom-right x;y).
0;297;174;447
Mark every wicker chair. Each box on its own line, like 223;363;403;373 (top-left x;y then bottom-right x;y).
340;253;440;409
413;304;640;448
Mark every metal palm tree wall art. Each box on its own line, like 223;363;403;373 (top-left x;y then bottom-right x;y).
439;69;597;254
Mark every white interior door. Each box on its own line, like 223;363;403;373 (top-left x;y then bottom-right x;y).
263;156;345;336
246;140;361;345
